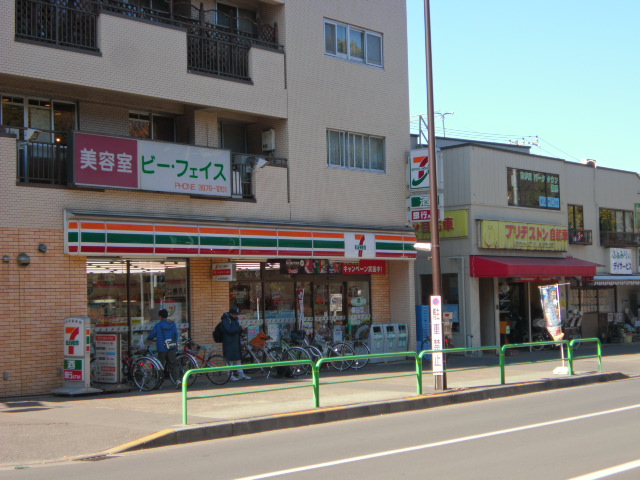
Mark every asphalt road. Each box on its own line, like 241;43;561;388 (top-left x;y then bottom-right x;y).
4;376;640;480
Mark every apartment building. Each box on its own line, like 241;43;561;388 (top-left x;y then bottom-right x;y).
412;136;640;351
0;0;415;397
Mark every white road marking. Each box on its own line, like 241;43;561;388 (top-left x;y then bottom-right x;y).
235;404;640;480
567;459;640;480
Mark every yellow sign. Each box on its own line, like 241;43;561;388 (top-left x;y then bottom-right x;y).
480;220;568;251
414;209;468;241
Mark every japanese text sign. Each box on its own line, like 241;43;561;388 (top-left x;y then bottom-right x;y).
609;248;632;275
72;133;231;197
480;220;568;252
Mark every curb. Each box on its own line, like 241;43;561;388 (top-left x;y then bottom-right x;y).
104;371;627;455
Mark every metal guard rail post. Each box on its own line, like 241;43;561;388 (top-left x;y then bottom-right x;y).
181;358;314;425
500;338;602;384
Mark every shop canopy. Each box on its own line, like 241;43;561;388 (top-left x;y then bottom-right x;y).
469;255;600;278
592;275;640;286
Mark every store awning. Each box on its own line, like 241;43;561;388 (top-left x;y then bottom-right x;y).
469;255;601;278
592;275;640;286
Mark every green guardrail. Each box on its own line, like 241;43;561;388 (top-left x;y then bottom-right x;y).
500;338;602;384
181;340;604;425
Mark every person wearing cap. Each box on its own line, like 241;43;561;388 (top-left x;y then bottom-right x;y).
220;306;251;381
147;308;181;387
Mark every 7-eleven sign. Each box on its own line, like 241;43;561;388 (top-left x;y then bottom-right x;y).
64;317;87;357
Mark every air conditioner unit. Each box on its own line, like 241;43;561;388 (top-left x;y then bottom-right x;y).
262;128;275;152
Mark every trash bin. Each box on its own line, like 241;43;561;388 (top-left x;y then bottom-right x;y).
396;323;408;351
368;325;385;363
383;324;397;353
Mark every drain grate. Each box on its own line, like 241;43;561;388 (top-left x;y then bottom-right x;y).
76;455;115;462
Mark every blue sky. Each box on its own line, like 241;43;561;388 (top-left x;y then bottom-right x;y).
407;0;639;174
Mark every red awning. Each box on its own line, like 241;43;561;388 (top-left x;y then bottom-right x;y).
469;255;600;278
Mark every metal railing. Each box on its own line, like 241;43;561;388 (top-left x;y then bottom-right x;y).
499;338;602;384
600;231;640;247
15;0;282;81
180;342;603;425
568;228;592;245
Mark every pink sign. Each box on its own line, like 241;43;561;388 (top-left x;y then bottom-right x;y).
73;133;138;188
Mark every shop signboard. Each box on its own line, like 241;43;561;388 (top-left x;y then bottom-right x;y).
94;334;120;384
71;132;231;198
539;285;564;341
212;262;236;281
609;248;632;275
414;209;469;241
430;296;444;375
53;316;101;395
408;148;444;191
479;220;568;251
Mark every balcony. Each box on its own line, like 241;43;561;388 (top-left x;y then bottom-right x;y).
568;229;592;245
12;130;290;200
15;0;282;81
600;231;640;247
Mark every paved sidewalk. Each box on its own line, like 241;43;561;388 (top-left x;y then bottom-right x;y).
1;342;639;468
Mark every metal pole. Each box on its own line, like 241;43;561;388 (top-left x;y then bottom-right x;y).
423;0;445;390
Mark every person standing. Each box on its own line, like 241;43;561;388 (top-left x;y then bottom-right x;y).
220;306;251;381
147;308;181;387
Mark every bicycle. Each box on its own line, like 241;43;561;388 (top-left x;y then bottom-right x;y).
91;343;163;391
240;335;282;378
181;336;230;385
142;344;199;388
275;336;314;376
310;332;355;371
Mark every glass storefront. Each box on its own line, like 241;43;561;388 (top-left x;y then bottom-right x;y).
230;262;372;343
87;259;189;348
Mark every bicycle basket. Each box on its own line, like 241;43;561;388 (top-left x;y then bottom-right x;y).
290;329;306;343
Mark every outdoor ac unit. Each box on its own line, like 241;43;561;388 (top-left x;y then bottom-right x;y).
262;128;275;152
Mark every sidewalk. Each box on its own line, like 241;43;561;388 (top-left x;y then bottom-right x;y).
2;342;639;468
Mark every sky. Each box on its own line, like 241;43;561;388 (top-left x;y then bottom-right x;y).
407;0;639;174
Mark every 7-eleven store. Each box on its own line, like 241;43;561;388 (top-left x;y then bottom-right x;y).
67;214;417;354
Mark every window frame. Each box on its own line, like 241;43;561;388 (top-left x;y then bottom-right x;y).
327;129;386;173
324;19;383;68
599;208;634;233
507;167;561;210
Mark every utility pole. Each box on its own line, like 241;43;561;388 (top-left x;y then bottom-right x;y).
424;0;446;390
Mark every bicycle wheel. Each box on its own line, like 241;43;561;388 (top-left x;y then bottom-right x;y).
133;357;162;391
351;340;370;369
531;332;547;351
569;334;582;350
327;342;355;371
204;353;231;385
283;347;312;376
305;345;323;363
174;353;198;386
242;349;264;375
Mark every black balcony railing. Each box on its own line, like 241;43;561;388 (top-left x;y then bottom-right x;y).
15;0;281;81
600;231;640;247
15;0;99;51
568;228;592;245
17;139;68;185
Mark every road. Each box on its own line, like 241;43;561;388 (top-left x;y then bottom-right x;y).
3;378;640;480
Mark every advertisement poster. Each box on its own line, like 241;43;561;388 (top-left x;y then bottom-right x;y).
539;284;564;341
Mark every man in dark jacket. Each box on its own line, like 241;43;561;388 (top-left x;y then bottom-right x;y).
147;309;181;387
220;306;251;381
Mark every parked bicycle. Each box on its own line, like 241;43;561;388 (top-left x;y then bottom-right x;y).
181;336;230;385
90;342;163;391
310;330;355;371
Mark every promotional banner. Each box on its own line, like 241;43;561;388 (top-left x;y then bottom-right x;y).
480;220;568;251
539;284;564;341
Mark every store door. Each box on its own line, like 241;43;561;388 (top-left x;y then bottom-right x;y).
313;283;346;342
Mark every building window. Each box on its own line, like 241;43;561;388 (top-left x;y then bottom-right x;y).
600;208;634;234
129;112;175;142
568;205;584;230
216;3;258;37
507;167;560;210
327;129;385;172
324;20;383;67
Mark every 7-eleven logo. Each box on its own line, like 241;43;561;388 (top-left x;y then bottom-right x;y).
410;155;430;188
65;326;80;355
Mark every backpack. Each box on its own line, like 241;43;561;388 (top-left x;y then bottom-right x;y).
212;322;224;343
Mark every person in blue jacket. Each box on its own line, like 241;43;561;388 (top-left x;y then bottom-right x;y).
147;308;181;387
220;306;251;381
